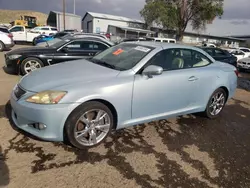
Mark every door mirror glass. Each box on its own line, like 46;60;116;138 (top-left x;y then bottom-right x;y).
142;65;163;78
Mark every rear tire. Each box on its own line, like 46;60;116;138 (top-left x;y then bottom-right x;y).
203;88;227;119
0;41;5;52
65;101;114;149
20;57;44;75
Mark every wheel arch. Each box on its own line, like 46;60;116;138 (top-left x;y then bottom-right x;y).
63;98;118;142
19;56;45;75
218;86;229;101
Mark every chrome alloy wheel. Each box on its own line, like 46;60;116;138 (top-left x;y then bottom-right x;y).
74;109;111;146
24;60;41;73
209;91;225;116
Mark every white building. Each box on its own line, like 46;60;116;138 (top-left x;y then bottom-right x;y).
82;12;154;38
47;11;82;32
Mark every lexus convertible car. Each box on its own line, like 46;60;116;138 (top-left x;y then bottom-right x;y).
5;37;113;75
10;42;238;149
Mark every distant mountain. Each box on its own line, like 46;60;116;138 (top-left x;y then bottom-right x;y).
0;9;48;25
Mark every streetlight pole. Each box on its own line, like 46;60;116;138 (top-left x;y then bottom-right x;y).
63;0;66;31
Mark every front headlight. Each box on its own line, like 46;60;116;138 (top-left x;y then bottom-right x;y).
26;91;67;104
9;54;22;60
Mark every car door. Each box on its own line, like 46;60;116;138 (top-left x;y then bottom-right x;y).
9;26;26;41
52;40;93;64
132;48;203;120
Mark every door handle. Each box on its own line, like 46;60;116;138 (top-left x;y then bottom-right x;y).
188;76;198;81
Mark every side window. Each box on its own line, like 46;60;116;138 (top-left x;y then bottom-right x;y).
238;51;245;55
146;48;211;71
92;42;108;51
162;40;169;43
155;40;161;42
66;41;93;50
241;49;250;52
192;50;211;68
51;28;58;31
41;28;50;30
214;49;226;56
10;27;24;32
0;28;9;33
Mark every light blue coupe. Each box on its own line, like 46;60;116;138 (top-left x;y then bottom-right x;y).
10;42;238;149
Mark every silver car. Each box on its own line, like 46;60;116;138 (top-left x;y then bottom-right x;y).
10;42;238;149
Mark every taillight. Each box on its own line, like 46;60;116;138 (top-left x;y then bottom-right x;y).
234;70;239;77
105;33;110;38
8;33;13;38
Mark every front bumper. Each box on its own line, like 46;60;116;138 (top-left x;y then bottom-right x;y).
237;62;250;70
4;55;19;74
10;90;75;142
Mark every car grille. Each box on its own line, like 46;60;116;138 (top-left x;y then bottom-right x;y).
14;85;26;99
242;62;250;65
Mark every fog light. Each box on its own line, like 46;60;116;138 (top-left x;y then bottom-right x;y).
28;123;47;130
38;123;47;130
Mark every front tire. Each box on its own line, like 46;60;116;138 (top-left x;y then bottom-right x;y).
65;101;114;149
204;88;227;119
20;57;44;75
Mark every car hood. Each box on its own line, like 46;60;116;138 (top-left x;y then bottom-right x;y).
7;46;55;55
239;57;250;62
19;59;120;92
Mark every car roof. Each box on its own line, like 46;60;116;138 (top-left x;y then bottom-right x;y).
125;41;205;51
65;37;114;46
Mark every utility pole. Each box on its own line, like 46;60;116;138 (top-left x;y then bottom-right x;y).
73;0;76;14
63;0;66;31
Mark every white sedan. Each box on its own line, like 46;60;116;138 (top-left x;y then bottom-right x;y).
238;57;250;71
228;49;249;61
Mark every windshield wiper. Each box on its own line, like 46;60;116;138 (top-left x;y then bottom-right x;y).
91;59;117;70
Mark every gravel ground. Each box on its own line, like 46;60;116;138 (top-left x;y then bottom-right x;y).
0;45;250;188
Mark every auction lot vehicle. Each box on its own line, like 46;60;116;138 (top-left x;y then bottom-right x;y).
0;29;14;51
228;49;248;61
10;42;238;149
199;47;237;67
153;37;176;43
237;57;250;71
5;37;113;75
32;34;55;45
239;47;250;57
9;25;40;43
30;26;58;35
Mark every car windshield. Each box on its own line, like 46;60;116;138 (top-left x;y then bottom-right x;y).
88;43;154;71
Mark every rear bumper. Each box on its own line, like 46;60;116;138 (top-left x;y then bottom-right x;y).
5;43;15;49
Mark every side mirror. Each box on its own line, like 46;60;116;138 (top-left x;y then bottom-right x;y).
142;65;163;78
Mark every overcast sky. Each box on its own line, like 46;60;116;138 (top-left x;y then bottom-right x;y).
0;0;249;36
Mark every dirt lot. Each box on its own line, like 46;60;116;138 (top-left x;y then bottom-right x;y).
0;45;250;188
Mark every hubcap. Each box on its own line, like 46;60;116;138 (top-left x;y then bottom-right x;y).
74;109;111;146
24;60;41;73
209;92;225;116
